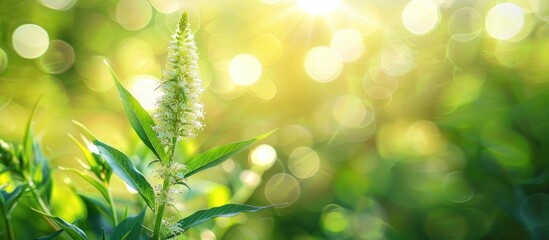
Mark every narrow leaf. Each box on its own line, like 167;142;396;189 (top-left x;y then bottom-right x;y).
60;167;110;203
32;209;89;240
3;184;27;214
77;194;112;220
33;141;53;204
72;121;113;182
185;130;275;177
94;139;155;210
110;208;146;240
36;230;64;240
68;134;99;173
162;204;278;239
109;67;166;162
22;98;41;168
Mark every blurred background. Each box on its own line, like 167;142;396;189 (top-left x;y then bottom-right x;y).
1;0;549;239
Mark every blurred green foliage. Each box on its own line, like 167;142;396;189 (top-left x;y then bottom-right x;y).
1;0;549;239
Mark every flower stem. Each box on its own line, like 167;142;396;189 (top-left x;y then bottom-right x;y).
152;178;170;240
1;204;15;240
152;138;177;240
107;186;118;226
28;181;58;230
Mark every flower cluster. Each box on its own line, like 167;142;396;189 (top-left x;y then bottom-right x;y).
161;216;184;237
154;162;187;206
153;12;204;147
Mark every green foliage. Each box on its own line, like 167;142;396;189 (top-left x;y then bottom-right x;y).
36;230;64;240
162;204;279;239
60;167;110;203
0;10;277;240
68;133;112;183
0;184;27;216
110;67;167;163
33;209;88;240
94;139;156;210
184;130;275;177
111;208;146;240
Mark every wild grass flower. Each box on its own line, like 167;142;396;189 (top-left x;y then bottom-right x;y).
153;12;204;147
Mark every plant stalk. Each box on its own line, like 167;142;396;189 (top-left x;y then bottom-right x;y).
27;179;58;230
1;206;15;240
152;138;177;240
107;186;118;226
152;178;170;240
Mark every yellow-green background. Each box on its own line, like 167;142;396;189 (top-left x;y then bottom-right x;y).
1;0;549;239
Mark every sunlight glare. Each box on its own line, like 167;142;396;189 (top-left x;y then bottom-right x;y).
297;0;340;15
251;144;277;167
130;75;162;111
485;3;524;40
304;46;342;83
401;0;440;35
331;29;364;62
229;54;262;86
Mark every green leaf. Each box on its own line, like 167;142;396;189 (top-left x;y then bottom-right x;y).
32;140;53;204
110;208;146;240
0;184;27;215
22;98;41;170
109;67;166;163
162;204;278;239
184;130;275;177
60;167;110;203
94;139;155;210
77;194;112;220
32;209;89;240
72;121;112;182
36;230;64;240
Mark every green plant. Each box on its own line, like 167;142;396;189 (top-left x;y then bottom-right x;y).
0;12;277;240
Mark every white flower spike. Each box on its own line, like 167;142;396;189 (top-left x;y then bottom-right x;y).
154;12;204;147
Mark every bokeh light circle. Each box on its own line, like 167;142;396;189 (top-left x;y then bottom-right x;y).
130;75;162;111
116;0;153;31
380;45;413;76
485;3;524;40
250;144;277;167
76;56;114;92
321;205;352;238
297;0;340;15
520;193;549;226
40;0;76;11
12;24;50;59
442;171;475;203
288;146;320;179
401;0;440;35
229;54;262;86
239;170;261;187
448;7;483;42
38;40;75;74
333;94;374;128
330;29;364;62
265;173;300;205
150;0;182;14
304;46;342;83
